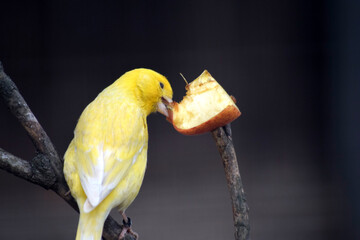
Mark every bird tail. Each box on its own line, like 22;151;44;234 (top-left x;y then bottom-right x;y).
75;209;108;240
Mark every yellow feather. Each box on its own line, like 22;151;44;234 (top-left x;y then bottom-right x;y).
64;69;173;240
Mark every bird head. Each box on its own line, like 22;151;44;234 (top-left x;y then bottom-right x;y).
119;68;173;117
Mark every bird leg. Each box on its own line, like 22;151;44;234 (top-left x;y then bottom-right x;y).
118;211;139;240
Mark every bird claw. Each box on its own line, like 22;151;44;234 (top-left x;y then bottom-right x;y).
122;217;132;228
118;227;138;240
118;217;138;240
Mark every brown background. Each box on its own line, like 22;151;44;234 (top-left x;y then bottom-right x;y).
0;0;359;239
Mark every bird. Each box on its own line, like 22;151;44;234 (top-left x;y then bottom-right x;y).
63;69;173;240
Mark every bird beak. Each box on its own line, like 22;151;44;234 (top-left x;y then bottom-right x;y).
157;97;173;117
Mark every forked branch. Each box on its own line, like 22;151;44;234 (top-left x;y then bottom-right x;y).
0;61;131;240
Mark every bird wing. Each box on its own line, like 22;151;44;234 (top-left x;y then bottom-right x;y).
73;100;147;212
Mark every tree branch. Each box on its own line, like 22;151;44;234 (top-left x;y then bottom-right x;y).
0;63;56;156
211;124;250;240
0;61;132;240
0;148;32;180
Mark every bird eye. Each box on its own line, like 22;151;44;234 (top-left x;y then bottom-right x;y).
160;82;164;89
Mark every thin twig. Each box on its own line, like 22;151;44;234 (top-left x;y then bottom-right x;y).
211;124;250;240
0;61;132;240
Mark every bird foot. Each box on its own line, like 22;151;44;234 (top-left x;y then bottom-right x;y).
118;217;138;240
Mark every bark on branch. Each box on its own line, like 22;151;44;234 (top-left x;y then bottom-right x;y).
211;124;250;240
0;61;131;240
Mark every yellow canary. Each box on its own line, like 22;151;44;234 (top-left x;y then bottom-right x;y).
64;69;173;240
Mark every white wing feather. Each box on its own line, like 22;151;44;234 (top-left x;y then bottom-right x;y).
76;138;145;213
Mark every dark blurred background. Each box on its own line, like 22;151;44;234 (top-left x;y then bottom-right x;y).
0;0;359;239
